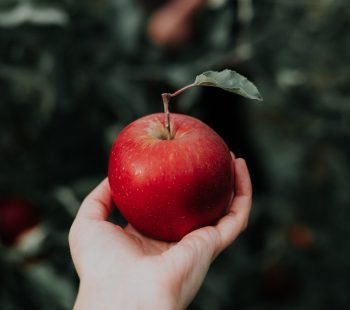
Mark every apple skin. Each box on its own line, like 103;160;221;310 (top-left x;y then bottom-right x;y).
108;113;233;242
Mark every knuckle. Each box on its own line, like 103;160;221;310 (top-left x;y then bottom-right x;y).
241;220;249;232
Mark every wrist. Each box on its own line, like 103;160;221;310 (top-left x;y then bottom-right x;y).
74;277;177;310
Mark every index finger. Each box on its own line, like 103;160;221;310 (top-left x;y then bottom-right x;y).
76;178;114;221
215;158;252;254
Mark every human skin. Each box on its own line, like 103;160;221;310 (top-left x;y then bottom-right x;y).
69;154;252;310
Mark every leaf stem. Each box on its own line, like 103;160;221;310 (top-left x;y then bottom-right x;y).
168;83;196;97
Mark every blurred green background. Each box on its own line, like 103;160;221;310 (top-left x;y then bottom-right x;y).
1;0;350;309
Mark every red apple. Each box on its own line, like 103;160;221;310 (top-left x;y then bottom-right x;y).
0;199;39;246
108;113;233;242
147;0;206;48
108;69;262;241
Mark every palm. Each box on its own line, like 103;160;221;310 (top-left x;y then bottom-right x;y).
95;221;173;256
71;219;172;274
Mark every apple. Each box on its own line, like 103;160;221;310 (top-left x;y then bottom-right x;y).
147;0;206;48
108;70;262;241
0;198;39;246
108;112;233;241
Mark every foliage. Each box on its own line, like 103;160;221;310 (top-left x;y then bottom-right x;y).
1;0;350;309
192;69;263;101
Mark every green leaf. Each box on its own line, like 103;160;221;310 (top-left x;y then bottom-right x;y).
193;69;263;101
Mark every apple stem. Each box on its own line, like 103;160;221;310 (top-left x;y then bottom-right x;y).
161;83;196;140
161;93;172;139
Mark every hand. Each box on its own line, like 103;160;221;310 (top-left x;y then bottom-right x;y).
69;154;252;310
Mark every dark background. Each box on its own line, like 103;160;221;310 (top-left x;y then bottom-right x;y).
1;0;350;309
